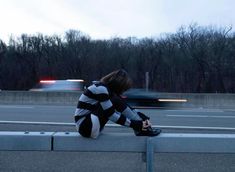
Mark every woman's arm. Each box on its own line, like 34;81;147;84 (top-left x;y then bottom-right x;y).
88;84;143;130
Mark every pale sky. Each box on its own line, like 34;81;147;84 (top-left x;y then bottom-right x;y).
0;0;234;43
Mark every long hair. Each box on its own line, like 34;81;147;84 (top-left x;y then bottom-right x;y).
100;69;132;95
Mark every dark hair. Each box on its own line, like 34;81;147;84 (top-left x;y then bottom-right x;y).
100;69;132;95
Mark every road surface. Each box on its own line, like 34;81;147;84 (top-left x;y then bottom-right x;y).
0;104;235;133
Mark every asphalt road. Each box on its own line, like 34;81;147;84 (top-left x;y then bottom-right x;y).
0;104;235;133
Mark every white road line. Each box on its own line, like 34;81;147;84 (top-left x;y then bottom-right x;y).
167;115;235;118
165;109;224;112
0;120;74;126
167;115;209;118
1;120;235;131
0;105;34;109
153;125;235;131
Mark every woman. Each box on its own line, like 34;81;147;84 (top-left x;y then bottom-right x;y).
74;69;161;138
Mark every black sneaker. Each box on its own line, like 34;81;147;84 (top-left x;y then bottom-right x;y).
135;127;161;137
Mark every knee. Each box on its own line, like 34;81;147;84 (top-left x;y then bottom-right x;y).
90;130;100;139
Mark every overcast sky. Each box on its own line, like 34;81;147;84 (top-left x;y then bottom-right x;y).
0;0;234;42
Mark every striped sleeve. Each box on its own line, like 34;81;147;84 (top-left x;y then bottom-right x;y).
89;84;131;127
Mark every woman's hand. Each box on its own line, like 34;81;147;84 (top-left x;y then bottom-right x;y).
130;119;152;131
142;120;151;130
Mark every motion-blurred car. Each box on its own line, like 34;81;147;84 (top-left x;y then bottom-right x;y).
122;89;187;108
30;79;84;91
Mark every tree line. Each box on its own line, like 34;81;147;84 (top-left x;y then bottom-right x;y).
0;24;235;93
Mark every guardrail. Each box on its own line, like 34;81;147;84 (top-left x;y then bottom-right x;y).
1;131;235;172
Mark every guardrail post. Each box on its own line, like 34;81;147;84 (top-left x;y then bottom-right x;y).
146;137;154;172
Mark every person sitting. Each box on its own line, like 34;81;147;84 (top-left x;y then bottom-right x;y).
74;69;161;138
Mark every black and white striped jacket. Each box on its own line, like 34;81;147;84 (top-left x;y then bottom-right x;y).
74;83;132;127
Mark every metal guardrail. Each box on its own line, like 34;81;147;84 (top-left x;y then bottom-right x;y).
0;131;53;151
1;131;235;172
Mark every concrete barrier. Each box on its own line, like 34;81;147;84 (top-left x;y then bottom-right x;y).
0;91;235;108
1;131;235;172
165;93;235;109
0;91;81;105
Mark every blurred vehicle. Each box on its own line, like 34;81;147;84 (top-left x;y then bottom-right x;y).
30;79;84;91
122;89;187;108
